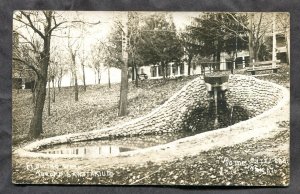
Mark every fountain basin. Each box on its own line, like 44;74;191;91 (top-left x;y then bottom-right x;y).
204;75;229;92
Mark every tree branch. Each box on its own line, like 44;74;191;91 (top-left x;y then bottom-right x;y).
48;17;68;35
13;57;40;75
255;13;263;42
15;31;40;52
226;13;249;31
20;11;46;39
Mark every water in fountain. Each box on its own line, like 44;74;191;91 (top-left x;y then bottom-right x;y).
39;99;250;157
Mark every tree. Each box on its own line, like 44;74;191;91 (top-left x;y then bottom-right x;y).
90;41;105;85
104;13;131;116
138;13;184;80
102;20;125;89
47;75;51;116
48;49;61;103
117;13;129;116
226;13;275;62
105;22;124;68
67;34;80;102
78;21;89;91
127;12;144;87
102;41;119;88
188;13;248;69
13;11;67;138
179;30;203;75
56;55;68;92
79;48;87;91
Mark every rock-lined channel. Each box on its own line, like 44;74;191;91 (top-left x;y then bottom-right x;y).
39;100;249;157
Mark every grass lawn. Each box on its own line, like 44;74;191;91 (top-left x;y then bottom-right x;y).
12;76;197;146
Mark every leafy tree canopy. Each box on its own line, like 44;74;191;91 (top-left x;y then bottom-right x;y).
137;13;184;66
187;13;248;59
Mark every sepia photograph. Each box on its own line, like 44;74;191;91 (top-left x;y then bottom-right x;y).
12;11;290;185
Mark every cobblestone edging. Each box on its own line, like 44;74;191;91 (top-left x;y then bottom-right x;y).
15;74;289;158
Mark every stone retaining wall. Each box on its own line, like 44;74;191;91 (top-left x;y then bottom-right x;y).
225;75;285;116
15;74;287;157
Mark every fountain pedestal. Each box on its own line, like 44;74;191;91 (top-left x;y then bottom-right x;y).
204;75;229;99
204;74;229;128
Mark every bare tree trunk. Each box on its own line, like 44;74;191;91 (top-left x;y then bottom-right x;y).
119;12;129;116
32;89;36;104
17;74;21;94
252;40;261;62
70;53;79;101
272;13;277;67
29;39;51;138
187;56;192;76
97;68;101;84
82;63;86;91
29;76;47;138
98;70;101;85
134;65;139;87
31;80;36;104
216;45;221;70
131;65;135;80
108;65;111;89
74;70;79;101
118;62;128;116
248;13;255;63
52;78;55;103
58;78;61;92
58;68;62;92
47;79;51;116
131;55;139;87
27;11;56;139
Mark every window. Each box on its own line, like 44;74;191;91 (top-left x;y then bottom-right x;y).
180;63;184;74
235;57;243;65
158;65;163;76
244;56;250;67
172;64;178;75
166;66;171;77
150;66;156;77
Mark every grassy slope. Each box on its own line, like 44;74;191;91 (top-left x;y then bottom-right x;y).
12;76;197;145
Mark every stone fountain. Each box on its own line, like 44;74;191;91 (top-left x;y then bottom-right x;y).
204;73;229;127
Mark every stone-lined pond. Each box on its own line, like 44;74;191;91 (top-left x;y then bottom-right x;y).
39;100;250;157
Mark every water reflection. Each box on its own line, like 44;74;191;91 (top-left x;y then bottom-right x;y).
41;145;136;156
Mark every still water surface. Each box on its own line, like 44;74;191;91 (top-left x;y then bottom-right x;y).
40;100;250;157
